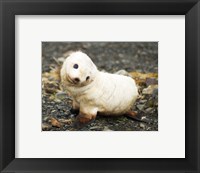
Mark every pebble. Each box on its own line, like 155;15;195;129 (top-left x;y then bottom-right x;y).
55;92;68;100
140;123;145;129
54;99;61;103
90;126;101;130
70;114;76;118
56;105;65;110
139;99;147;104
145;107;154;113
103;127;113;131
118;53;124;58
146;127;151;130
136;104;145;111
43;116;49;122
142;85;158;95
47;105;53;108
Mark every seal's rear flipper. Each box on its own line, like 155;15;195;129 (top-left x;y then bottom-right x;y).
125;111;150;123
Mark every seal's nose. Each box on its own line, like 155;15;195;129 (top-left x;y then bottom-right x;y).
73;77;80;83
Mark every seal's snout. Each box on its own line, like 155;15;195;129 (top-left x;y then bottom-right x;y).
66;75;80;84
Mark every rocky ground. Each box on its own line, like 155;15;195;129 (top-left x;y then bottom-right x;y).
42;42;158;131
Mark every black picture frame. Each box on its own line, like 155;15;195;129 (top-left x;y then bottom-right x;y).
0;0;200;172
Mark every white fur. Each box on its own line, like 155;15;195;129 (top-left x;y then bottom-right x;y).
61;51;138;116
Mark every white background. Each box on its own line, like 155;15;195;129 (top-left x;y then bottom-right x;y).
15;16;185;158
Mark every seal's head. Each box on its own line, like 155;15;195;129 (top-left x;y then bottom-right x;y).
61;51;98;87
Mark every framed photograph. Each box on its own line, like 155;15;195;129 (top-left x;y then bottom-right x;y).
0;0;200;173
41;41;158;132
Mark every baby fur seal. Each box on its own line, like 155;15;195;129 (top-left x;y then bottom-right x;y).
61;51;139;128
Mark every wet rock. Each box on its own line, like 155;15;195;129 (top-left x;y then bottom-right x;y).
90;126;102;130
55;91;68;100
43;116;49;122
142;85;158;95
146;127;151;131
145;107;154;113
70;114;76;118
103;127;113;131
121;59;129;63
136;104;145;111
118;53;124;58
47;105;53;108
56;105;65;110
54;99;61;103
154;119;158;123
139;99;147;104
140;123;145;129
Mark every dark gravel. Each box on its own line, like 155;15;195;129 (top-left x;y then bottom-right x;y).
42;42;158;131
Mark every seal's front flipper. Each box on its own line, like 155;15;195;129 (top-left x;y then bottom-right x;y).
125;111;150;123
73;113;95;130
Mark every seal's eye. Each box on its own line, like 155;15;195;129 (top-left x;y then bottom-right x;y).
73;64;79;69
86;76;90;81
